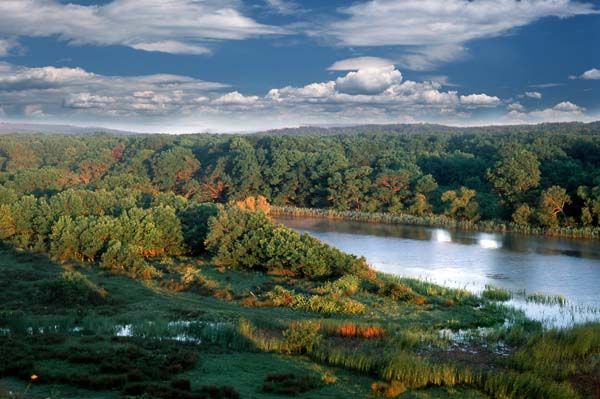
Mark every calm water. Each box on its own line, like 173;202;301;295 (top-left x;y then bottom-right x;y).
276;216;600;327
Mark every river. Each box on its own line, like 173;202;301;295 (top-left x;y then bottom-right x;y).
276;216;600;328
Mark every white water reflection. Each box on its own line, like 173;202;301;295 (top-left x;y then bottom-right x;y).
277;216;600;328
434;229;452;243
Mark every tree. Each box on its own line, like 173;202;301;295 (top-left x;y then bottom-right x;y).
372;170;411;213
151;147;200;191
537;186;571;227
487;149;541;204
512;203;534;226
441;187;480;221
408;193;432;216
327;166;372;211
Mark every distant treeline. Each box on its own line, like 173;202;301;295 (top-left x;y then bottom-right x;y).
1;126;599;235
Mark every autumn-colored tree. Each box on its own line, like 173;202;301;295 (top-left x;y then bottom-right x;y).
235;195;271;214
537;186;571;227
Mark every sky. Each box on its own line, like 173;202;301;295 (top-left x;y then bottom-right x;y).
0;0;599;133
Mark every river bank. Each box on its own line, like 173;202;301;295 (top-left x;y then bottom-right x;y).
271;206;600;240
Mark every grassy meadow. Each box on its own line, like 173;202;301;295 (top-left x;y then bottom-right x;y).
1;241;598;399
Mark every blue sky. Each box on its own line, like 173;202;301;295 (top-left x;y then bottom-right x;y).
0;0;599;132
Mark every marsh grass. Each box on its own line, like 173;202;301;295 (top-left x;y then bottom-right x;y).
525;292;567;306
482;285;512;302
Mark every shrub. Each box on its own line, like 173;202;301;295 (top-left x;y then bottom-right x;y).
283;320;322;354
335;324;386;339
371;380;407;398
205;207;367;278
379;281;416;302
36;271;107;307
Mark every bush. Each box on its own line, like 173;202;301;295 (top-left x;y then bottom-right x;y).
36;271;107;306
205;207;367;278
283;320;322;354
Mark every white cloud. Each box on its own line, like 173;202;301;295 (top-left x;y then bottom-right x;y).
325;0;597;70
0;39;18;57
213;91;259;105
264;0;303;15
553;101;584;112
64;93;116;109
328;57;394;71
506;101;588;123
525;91;542;99
397;44;468;71
570;68;600;80
460;93;501;106
130;40;210;55
507;102;525;112
24;104;45;117
0;62;228;118
0;0;284;55
335;65;403;94
2;61;594;132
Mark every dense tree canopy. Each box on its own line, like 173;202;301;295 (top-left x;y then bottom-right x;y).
0;126;599;234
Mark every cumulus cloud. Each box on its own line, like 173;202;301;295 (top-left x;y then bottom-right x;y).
570;68;600;80
506;101;588;123
0;62;228;118
525;91;542;99
0;0;284;55
213;91;260;105
507;102;526;112
553;101;584;112
460;94;501;106
335;66;403;94
1;60;593;131
324;0;597;70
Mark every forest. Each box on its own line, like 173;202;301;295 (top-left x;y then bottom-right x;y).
1;125;600;236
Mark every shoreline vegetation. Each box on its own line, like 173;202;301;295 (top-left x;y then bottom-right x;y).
271;206;600;239
1;198;599;398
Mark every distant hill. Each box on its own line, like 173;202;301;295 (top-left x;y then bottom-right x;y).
259;121;600;136
0;122;141;135
1;120;599;136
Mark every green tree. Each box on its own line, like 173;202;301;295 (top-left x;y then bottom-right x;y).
512;203;534;226
441;187;480;221
487;149;541;204
151;147;200;191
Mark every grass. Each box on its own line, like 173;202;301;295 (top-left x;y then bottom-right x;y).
482;285;512;302
1;244;598;399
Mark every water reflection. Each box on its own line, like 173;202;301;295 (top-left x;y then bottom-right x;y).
433;229;452;243
276;216;600;327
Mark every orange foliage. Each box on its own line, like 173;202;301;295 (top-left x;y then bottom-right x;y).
335;324;386;339
413;295;427;305
78;160;109;184
235;195;271;215
111;143;125;161
371;380;407;398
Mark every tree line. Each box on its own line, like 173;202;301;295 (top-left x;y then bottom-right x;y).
1;127;599;230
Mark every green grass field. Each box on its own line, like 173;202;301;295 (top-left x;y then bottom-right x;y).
1;244;598;399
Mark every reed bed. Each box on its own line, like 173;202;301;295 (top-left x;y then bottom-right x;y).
272;206;600;239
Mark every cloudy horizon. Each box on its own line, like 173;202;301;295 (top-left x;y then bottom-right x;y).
0;0;599;133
